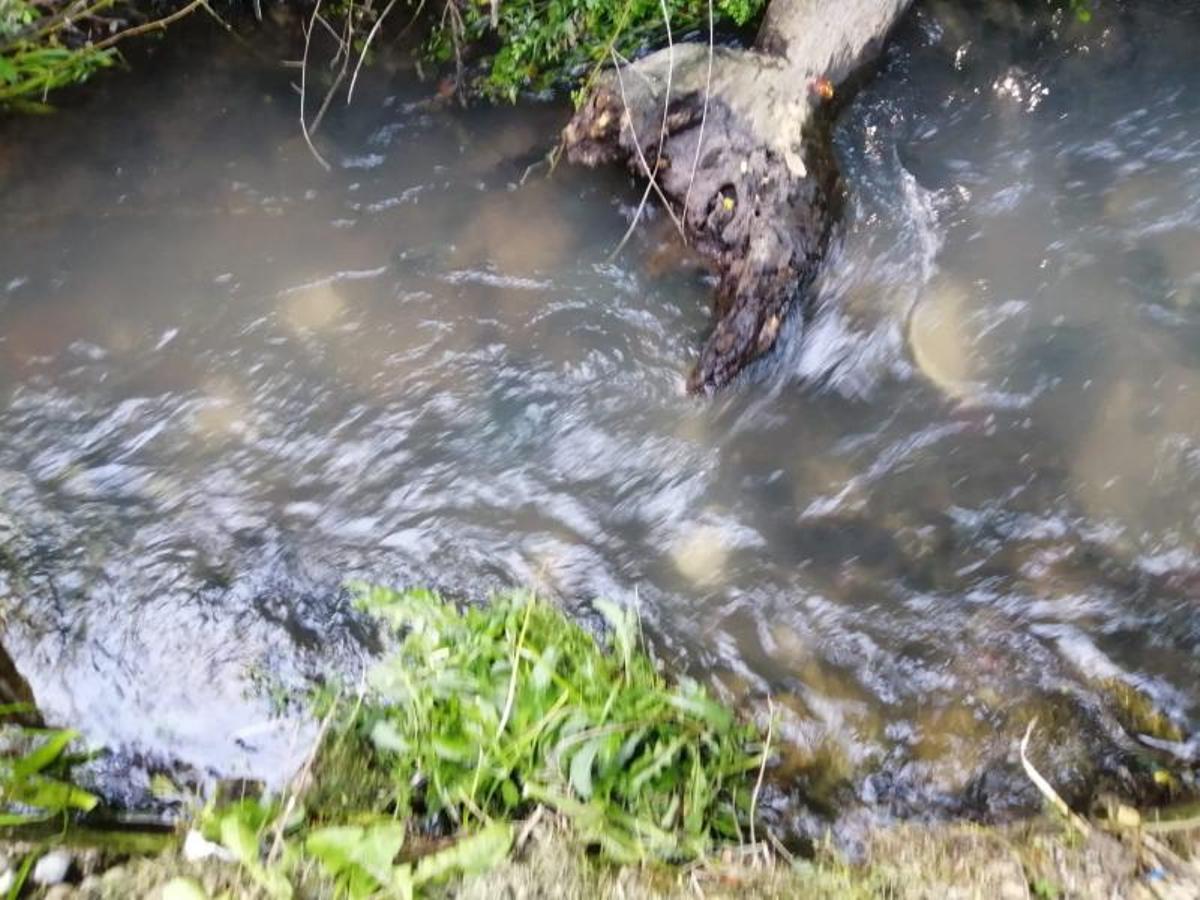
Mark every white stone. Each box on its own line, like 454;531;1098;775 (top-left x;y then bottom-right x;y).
183;829;236;863
670;525;729;588
32;849;72;886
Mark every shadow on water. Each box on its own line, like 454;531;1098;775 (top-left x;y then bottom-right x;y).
1;0;1199;836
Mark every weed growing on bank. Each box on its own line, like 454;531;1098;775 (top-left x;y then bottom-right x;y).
0;708;98;827
142;587;765;897
426;0;767;101
339;586;764;860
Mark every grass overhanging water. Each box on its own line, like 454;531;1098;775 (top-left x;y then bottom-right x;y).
2;586;1199;898
2;587;770;897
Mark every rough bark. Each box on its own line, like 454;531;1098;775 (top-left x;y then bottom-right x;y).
563;0;912;392
1;638;42;726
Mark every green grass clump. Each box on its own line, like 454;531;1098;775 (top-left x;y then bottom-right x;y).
429;0;769;101
177;587;764;898
350;585;763;862
0;590;765;899
0;706;98;827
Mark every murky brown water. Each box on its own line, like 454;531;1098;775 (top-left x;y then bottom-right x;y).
1;1;1198;829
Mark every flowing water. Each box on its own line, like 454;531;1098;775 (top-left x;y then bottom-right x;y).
1;0;1199;830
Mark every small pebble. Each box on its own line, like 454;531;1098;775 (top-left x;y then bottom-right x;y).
183;829;235;863
0;869;14;895
45;884;75;900
33;849;73;886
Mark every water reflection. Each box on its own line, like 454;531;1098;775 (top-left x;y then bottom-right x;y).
0;0;1197;827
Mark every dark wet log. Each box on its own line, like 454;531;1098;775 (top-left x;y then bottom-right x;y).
564;0;912;392
0;637;42;726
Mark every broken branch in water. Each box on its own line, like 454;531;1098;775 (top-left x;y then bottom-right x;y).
1019;718;1092;837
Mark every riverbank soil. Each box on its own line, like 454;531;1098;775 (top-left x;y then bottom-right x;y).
1;813;1197;898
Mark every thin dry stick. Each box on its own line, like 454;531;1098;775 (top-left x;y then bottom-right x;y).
765;826;795;865
89;0;207;50
496;597;535;739
608;0;686;256
1141;814;1200;835
748;695;774;848
514;804;546;853
682;0;714;218
608;49;685;258
313;12;345;49
309;0;354;136
347;0;409;104
0;0;94;54
267;691;344;866
1019;718;1092;837
299;0;333;172
651;0;675;165
440;0;467;101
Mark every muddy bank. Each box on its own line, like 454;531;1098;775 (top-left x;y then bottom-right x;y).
2;812;1197;898
564;0;912;392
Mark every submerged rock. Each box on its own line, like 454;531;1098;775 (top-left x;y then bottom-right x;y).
906;275;983;402
669;524;729;587
564;0;914;392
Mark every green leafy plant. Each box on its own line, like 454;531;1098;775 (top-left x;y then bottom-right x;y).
352;586;763;862
0;705;99;827
428;0;769;101
189;587;763;897
0;0;116;105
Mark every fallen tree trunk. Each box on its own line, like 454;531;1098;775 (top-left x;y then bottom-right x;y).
563;0;913;393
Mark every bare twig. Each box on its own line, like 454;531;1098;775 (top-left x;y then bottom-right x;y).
299;0;333;171
764;826;795;865
514;804;547;853
439;0;467;102
347;0;409;105
682;0;714;218
1142;814;1200;834
651;0;674;166
1019;718;1091;837
309;0;354;136
0;0;95;54
748;695;774;847
313;12;346;55
610;0;687;256
266;692;344;866
496;597;534;739
89;0;208;50
608;48;686;258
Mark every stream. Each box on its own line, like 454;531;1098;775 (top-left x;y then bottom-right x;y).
1;0;1198;832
